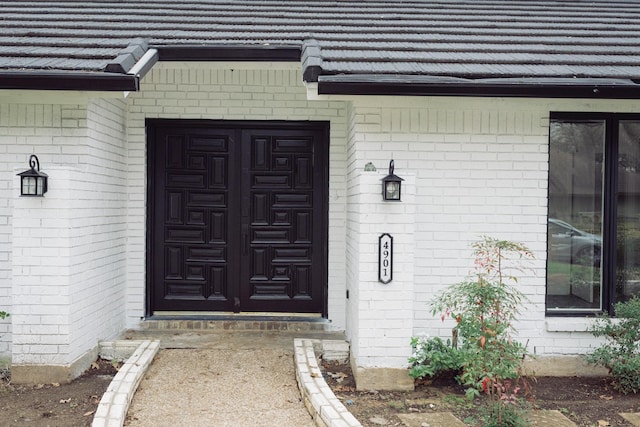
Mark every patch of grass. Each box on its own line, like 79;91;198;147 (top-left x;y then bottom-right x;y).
387;400;405;410
443;394;473;408
464;415;478;425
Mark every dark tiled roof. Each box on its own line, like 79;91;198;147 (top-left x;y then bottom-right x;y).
1;0;640;86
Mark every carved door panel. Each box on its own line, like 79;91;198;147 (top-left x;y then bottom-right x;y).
148;121;327;314
239;129;323;312
150;126;239;312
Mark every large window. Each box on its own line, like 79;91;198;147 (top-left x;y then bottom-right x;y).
547;113;640;314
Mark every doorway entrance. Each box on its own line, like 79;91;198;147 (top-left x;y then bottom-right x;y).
147;120;328;315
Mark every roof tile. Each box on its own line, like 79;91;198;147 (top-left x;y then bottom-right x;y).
1;0;640;81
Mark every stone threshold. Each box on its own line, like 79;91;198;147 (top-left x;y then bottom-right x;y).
141;317;333;331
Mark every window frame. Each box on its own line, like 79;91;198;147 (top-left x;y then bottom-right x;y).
547;112;640;316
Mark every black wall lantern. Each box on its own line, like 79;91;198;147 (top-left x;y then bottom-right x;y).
381;160;403;201
18;155;48;197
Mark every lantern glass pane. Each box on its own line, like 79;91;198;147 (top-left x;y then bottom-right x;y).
385;181;400;200
36;177;44;195
23;176;36;195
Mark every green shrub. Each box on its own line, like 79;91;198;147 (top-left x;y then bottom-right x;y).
0;311;8;320
408;336;462;379
586;296;640;394
429;237;532;399
411;236;535;426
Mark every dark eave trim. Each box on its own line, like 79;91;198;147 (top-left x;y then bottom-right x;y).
157;45;301;62
0;71;139;91
317;75;640;99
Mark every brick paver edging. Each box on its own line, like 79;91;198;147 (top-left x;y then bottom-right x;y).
92;339;161;427
294;338;362;427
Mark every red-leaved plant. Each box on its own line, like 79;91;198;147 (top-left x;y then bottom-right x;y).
429;236;535;426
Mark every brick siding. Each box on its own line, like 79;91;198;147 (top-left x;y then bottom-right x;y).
2;63;640;371
2;98;128;365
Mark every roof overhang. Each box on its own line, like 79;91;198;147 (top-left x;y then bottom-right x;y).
157;45;301;62
0;46;159;92
0;45;300;91
316;75;640;99
0;71;141;91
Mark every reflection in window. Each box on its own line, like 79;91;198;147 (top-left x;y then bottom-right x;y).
616;121;640;306
547;120;604;311
547;115;640;314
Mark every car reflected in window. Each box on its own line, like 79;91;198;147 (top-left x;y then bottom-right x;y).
548;218;602;266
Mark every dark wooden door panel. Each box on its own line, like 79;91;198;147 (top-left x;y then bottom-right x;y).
150;126;238;312
240;129;322;312
148;121;327;315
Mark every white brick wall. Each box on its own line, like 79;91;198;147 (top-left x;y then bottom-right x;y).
0;134;12;359
3;98;128;365
68;98;127;360
343;96;640;364
345;169;416;368
2;63;640;372
126;62;349;329
344;103;361;358
0;104;70;360
12;167;75;364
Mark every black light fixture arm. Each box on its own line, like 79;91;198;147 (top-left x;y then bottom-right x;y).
29;154;40;172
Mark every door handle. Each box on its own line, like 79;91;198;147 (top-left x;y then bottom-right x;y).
242;226;249;255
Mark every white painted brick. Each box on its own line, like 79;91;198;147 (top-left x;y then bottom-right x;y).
343;97;640;367
2;98;128;366
2;64;639;371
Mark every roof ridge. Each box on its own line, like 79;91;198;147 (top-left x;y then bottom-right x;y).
302;39;323;82
104;38;148;73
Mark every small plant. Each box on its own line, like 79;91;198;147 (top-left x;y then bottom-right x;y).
411;236;535;427
430;237;533;399
408;335;461;380
586;296;640;394
481;401;530;427
0;312;8;320
480;378;533;427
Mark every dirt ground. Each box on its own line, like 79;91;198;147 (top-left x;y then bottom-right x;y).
321;360;640;427
0;359;118;427
1;356;639;427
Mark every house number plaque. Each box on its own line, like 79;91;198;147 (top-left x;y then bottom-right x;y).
378;233;393;284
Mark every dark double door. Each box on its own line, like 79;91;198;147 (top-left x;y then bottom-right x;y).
147;120;328;314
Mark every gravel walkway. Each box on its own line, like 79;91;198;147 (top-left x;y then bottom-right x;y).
123;330;326;427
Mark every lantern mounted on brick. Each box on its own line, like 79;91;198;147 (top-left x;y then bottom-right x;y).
18;155;48;197
381;160;403;201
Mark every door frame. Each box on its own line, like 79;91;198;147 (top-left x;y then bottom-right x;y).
145;119;330;317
